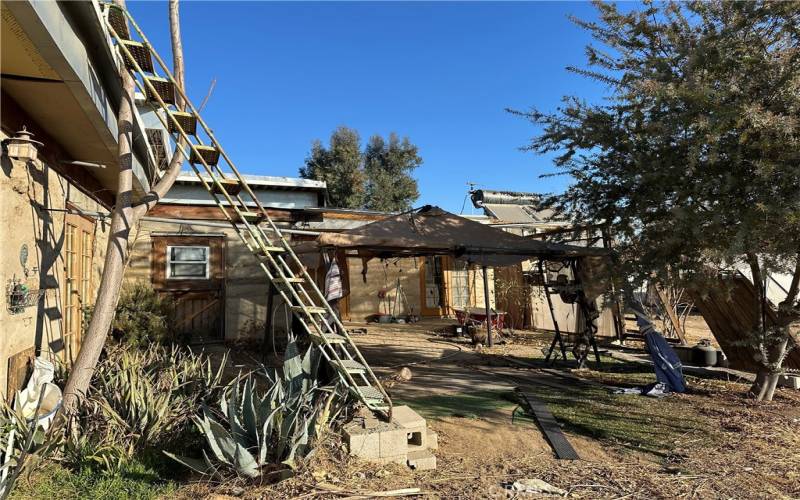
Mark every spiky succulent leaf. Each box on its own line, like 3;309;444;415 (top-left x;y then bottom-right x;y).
163;451;212;475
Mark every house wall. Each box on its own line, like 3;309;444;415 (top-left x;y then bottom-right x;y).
344;257;423;321
0;130;110;397
343;256;496;322
126;217;292;342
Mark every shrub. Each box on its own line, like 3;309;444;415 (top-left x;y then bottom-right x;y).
65;344;227;473
91;282;178;347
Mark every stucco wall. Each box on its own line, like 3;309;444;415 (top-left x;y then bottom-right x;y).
344;256;496;321
0;131;109;396
345;257;423;321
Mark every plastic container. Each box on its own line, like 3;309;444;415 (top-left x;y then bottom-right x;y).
692;340;718;367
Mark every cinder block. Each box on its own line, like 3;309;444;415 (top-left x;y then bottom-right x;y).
344;426;381;459
392;405;426;429
379;426;408;458
407;449;437;471
426;430;438;451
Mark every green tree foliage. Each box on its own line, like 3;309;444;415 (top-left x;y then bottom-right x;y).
300;126;366;209
300;127;422;210
364;133;422;212
513;1;800;400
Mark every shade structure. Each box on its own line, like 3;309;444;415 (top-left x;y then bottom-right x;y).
314;205;607;266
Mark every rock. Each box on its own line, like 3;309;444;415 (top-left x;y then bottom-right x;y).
354;471;366;480
510;478;567;496
394;366;413;382
474;343;484;353
230;486;245;497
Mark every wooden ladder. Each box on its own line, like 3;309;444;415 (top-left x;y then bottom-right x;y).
101;3;392;419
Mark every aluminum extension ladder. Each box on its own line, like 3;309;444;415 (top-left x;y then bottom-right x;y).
100;2;391;418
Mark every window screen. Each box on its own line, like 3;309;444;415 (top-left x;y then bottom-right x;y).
167;246;209;279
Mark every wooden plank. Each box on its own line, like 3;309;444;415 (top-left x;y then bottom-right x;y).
148;204;319;223
690;275;800;373
7;347;36;402
654;284;687;344
517;388;579;460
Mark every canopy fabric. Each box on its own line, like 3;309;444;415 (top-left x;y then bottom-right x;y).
314;206;607;266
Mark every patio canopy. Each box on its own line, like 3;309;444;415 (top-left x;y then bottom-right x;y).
312;205;607;267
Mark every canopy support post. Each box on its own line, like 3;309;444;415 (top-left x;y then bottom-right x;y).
541;259;568;362
482;265;493;347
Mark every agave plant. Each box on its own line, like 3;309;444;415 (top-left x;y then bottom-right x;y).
166;338;347;478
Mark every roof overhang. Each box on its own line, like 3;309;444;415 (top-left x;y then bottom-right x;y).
1;0;152;197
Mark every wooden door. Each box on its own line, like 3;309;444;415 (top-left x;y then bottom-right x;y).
62;212;95;362
420;256;446;317
151;235;225;342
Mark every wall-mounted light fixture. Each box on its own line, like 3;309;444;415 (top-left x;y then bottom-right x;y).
3;126;43;162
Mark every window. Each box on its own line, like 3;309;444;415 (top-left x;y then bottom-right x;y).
166;245;209;279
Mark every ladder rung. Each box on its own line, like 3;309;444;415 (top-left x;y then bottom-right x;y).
120;40;154;73
107;6;130;40
291;306;327;315
335;359;366;374
168;111;197;135
274;277;305;285
211;178;242;196
144;76;175;105
351;386;384;402
310;332;346;344
190;145;221;166
255;245;286;255
236;211;265;224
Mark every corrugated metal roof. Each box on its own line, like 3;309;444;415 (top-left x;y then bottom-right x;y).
175;173;325;190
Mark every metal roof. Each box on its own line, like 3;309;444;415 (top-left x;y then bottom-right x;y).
174;173;326;191
482;204;563;225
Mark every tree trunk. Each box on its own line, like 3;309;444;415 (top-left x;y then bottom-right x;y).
60;0;186;415
61;64;136;414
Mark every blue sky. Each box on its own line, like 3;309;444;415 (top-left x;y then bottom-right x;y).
128;1;609;213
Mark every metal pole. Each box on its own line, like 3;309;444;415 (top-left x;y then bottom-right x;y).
482;265;493;347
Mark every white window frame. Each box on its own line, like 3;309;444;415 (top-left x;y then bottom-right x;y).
166;245;210;280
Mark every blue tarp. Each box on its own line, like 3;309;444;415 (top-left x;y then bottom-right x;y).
634;305;686;393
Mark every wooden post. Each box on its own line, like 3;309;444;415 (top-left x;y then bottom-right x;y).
482;265;493;347
263;281;275;359
655;284;687;345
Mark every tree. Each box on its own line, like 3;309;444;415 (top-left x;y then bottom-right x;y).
364;133;421;212
300;126;366;209
61;0;189;414
513;1;800;401
300;127;422;210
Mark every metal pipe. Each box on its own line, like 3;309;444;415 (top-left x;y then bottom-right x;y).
482;265;493;348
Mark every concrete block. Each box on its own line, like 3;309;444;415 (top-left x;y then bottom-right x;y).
407;449;437;471
392;405;426;429
779;374;800;390
426;430;438;451
344;425;381;459
379;426;408;458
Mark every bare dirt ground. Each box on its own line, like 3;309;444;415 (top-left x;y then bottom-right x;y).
175;321;800;499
